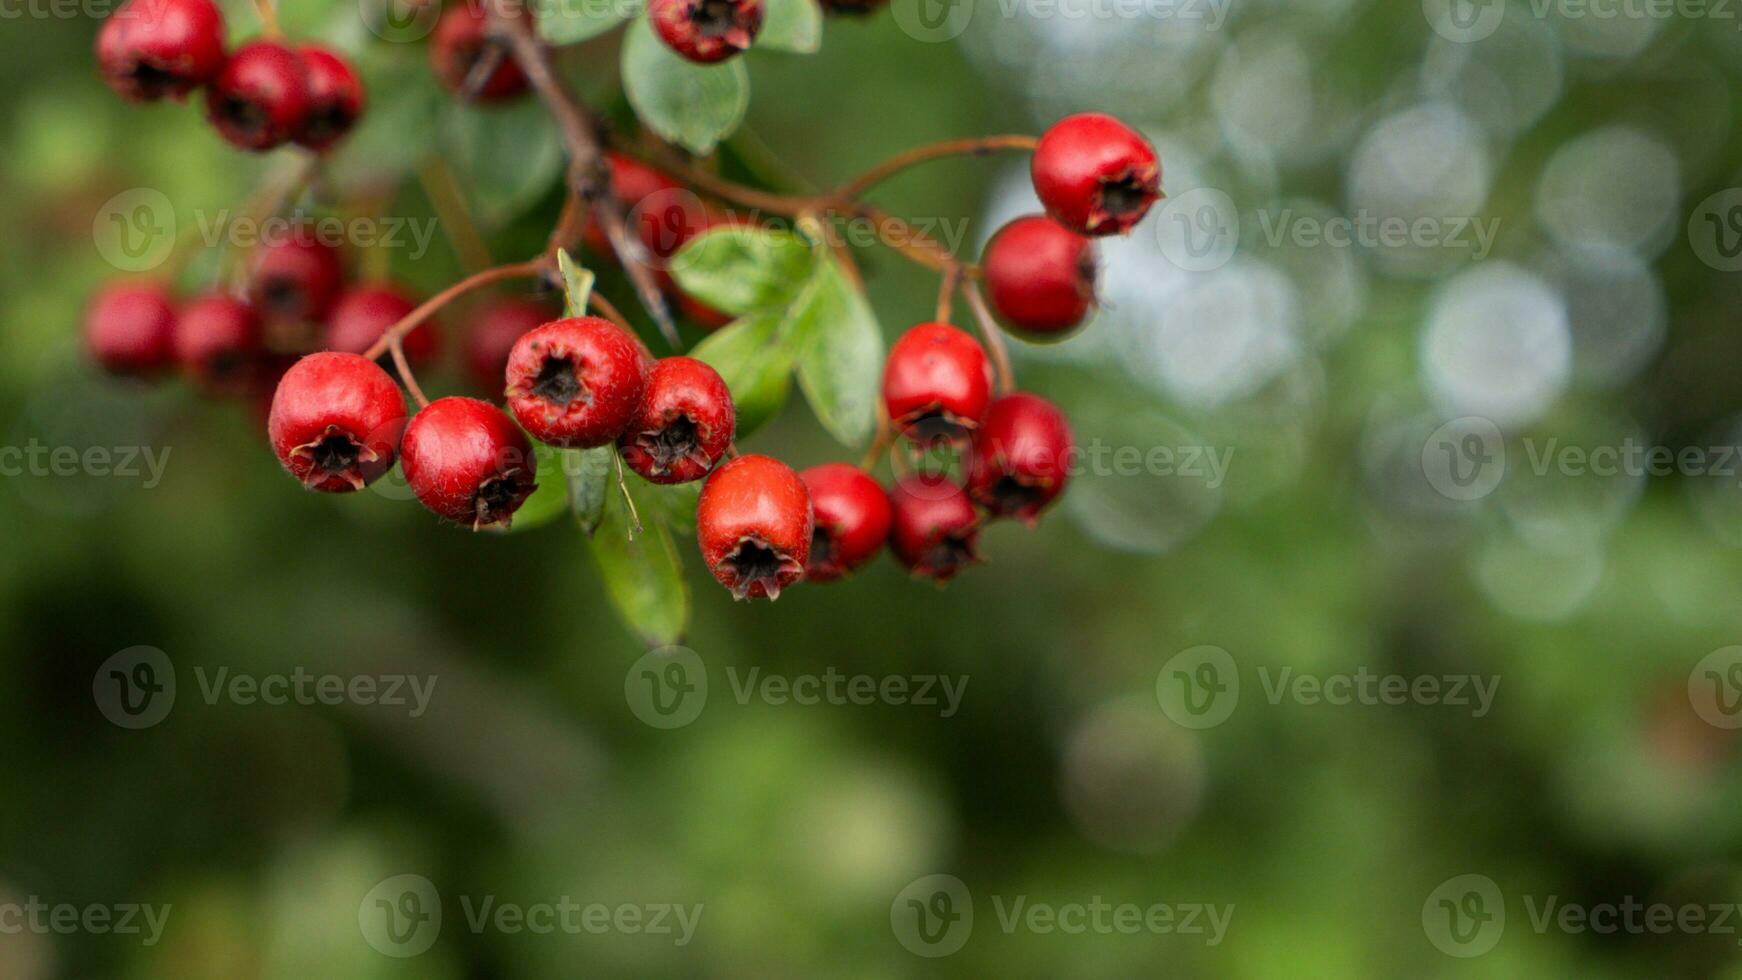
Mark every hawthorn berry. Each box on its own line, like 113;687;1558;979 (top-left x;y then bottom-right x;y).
430;2;529;102
1031;112;1161;237
581;153;686;259
965;393;1073;524
800;463;892;583
293;45;365;152
464;297;554;396
85;281;177;376
983;215;1096;337
881;322;993;444
650;0;764;64
95;0;226;103
889;474;980;582
205;40;311;151
696;454;812;600
249;231;343;323
174;293;262;391
268;352;406;492
618;356;735;485
402;397;537;529
504;316;648;448
323;284;437;365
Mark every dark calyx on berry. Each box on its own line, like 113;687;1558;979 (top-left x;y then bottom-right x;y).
925;531;978;579
1099;174;1152;218
718;535;805;601
292;426;379;491
638;414;705;472
474;468;536;529
532;355;585;406
692;0;744;34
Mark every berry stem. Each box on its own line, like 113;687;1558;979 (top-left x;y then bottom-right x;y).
935;264;959;323
389;337;430;408
859;410;893;471
362;259;543;361
588;289;635;334
418;158;494;275
961;280;1015;395
253;0;281;37
830;134;1039;201
612;452;644;538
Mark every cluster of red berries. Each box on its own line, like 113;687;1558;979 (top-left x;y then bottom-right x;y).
96;0;365;152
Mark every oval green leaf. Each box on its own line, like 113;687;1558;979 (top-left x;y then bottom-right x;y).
621;15;749;155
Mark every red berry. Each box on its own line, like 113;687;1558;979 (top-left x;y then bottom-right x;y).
205;40;311;151
293;45;365;152
881;322;993;444
800;463;891;583
965;393;1073;524
581;153;686;258
464;297;555;396
504;316;648;448
888;474;980;582
249;230;343;323
696;454;812;601
95;0;226;103
430;3;529;102
1031;112;1161;237
983;215;1097;337
402;397;538;529
323;284;437;364
650;0;764;64
174;293;262;391
85;281;177;376
268;352;406;492
617;356;735;485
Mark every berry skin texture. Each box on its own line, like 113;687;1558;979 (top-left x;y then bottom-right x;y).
402;397;538;529
965;393;1074;525
505;317;648;449
983;215;1097;337
205;40;311;151
650;0;764;64
249;231;343;323
95;0;226;103
888;474;980;582
431;3;529;102
174;293;262;391
293;45;365;152
800;463;892;583
697;454;812;601
85;281;178;376
881;322;993;444
464;297;555;396
618;356;735;485
268;352;407;492
1031;112;1161;237
323;284;437;364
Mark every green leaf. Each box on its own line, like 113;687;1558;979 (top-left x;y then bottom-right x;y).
621;16;749;154
587;479;691;647
669;226;814;317
757;0;822;53
324;47;443;197
787;252;883;448
501;442;572;533
643;481;702;535
443;99;565;227
566;446;616;535
535;0;640;44
690;309;795;438
556;249;596;317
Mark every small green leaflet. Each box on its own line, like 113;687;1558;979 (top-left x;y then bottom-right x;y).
534;0;641;44
621;16;749;154
786;250;883;448
690;309;795;438
757;0;822;53
587;474;691;647
556;249;595;316
443;98;565;227
669;225;814;317
566;445;617;535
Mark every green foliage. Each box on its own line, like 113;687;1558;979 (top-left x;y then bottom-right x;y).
757;0;823;53
690;309;796;438
620;16;750;154
442;100;565;227
586;469;691;647
534;0;642;44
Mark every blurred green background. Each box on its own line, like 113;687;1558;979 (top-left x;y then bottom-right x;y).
7;0;1742;976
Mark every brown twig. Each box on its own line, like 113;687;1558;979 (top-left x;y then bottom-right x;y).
389;337;430;408
253;0;281;36
935;264;959;323
588;290;635;334
363;259;543;361
961;280;1015;395
831;134;1039;201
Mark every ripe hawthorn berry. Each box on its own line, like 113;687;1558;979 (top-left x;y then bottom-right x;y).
323;284;437;365
965;392;1073;524
617;356;735;485
504;316;648;448
402;397;537;529
1031;112;1161;236
983;215;1097;337
95;0;226;103
800;463;892;583
888;474;980;582
174;292;262;391
293;45;365;152
430;2;529;102
697;454;812;600
249;231;343;323
85;281;177;376
464;297;554;396
205;40;311;151
650;0;764;64
268;351;406;492
881;322;993;444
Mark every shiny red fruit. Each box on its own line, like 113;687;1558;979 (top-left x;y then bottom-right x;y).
249;230;343;323
294;45;365;152
581;153;687;258
85;281;177;376
174;293;262;391
697;454;812;600
881;322;993;444
1031;112;1161;236
402;397;537;529
983;215;1097;337
323;284;436;364
504;316;648;448
650;0;764;64
965;393;1074;524
205;40;311;151
617;356;735;485
800;463;891;583
888;474;980;582
268;352;406;492
95;0;226;103
430;2;529;102
464;297;554;396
